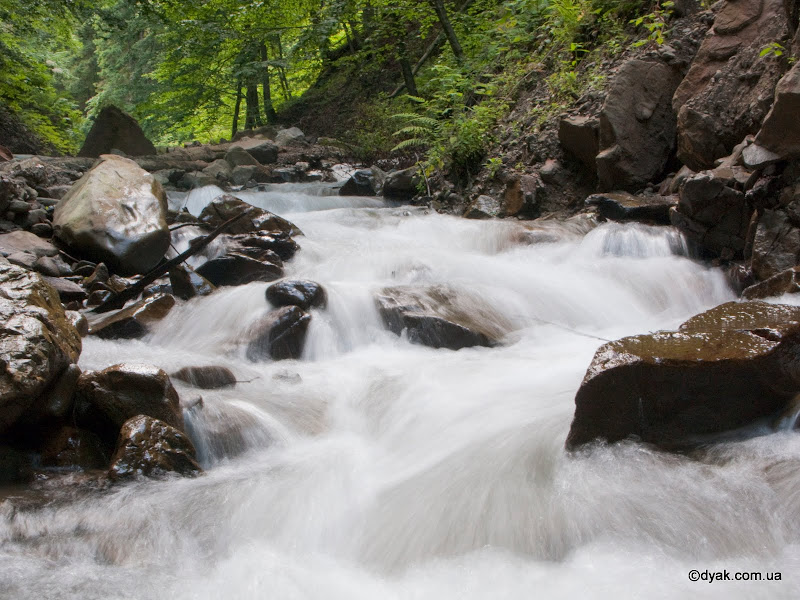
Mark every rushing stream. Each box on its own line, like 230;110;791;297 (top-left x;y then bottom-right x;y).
2;183;800;598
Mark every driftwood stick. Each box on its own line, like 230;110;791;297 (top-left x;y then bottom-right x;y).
91;211;248;313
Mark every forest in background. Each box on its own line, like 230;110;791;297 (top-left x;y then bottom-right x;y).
1;1;677;169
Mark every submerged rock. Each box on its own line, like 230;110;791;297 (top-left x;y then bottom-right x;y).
109;415;201;481
196;253;283;287
171;366;237;389
246;306;311;361
375;285;508;350
585;192;675;225
266;279;326;310
0;263;82;433
566;301;800;450
53;155;170;275
40;425;108;470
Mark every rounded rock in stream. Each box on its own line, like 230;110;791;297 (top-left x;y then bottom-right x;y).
109;415;201;481
76;363;184;443
566;301;800;450
266;279;326;310
171;366;237;390
246;306;311;361
196;253;283;287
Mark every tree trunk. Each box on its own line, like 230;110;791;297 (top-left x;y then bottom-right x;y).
398;39;418;97
429;0;463;62
260;43;277;124
232;78;243;138
245;83;262;129
275;35;292;99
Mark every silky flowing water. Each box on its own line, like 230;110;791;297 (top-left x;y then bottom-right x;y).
3;183;800;598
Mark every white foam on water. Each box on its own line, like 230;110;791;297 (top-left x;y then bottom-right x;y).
3;185;799;599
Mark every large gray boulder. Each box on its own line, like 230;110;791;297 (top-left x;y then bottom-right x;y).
53;155;170;276
0;263;82;433
566;301;800;450
596;59;683;190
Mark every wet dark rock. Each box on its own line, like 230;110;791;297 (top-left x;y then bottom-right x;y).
229;232;299;261
585;192;676;225
375;285;507;350
76;363;184;444
78;106;157;158
198;195;302;236
558;115;600;172
196;253;283;287
566;301;800;450
383;167;420;200
87;293;176;339
339;167;386;196
0;264;82;433
53;155;170;276
596;59;683;191
750;209;800;281
246;306;311;361
0;446;33;484
168;264;216;299
671;168;752;257
41;426;108;470
743;266;800;299
266;279;326;310
109;415;201;481
171;366;237;389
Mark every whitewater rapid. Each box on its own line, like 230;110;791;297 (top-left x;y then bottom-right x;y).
2;183;799;599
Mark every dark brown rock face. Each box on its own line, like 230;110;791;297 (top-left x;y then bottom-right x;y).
246;306;311;361
752;61;800;160
171;366;237;389
566;301;800;450
558;115;600;173
266;280;326;310
596;60;683;190
41;426;108;469
339;167;385;196
109;415;200;481
198;195;302;236
585;192;676;225
375;285;508;350
743;267;800;299
76;364;183;441
0;264;82;434
750;209;800;281
168;264;216;299
673;0;789;170
78;106;157;158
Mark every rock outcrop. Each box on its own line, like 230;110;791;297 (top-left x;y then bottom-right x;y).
53;155;170;275
673;0;789;170
566;301;800;450
597;59;683;190
752;61;800;160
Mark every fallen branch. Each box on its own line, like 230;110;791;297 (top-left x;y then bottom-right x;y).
91;211;248;313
